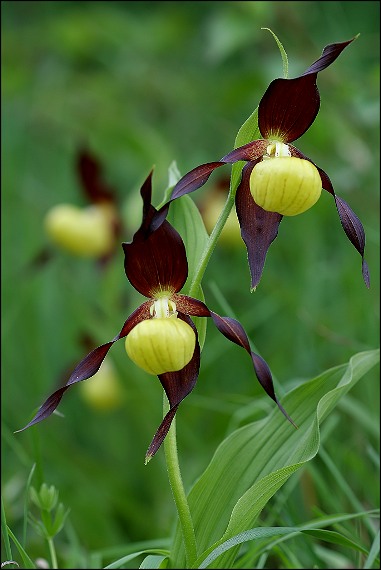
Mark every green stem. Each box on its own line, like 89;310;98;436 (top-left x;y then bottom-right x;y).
48;537;58;569
188;188;236;298
163;395;197;567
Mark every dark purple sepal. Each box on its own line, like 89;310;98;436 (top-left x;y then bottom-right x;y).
259;37;356;143
174;294;210;317
145;315;200;461
258;74;320;143
171;162;226;201
290;147;369;288
221;140;268;163
174;295;295;427
235;161;283;290
123;172;188;297
251;352;297;428
302;37;357;76
16;302;151;433
209;311;296;427
334;195;370;288
77;148;115;204
149;162;226;233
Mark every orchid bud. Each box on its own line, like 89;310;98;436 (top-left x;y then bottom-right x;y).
250;156;322;216
44;203;115;257
125;317;196;375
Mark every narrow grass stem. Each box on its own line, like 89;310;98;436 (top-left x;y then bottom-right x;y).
48;537;58;569
163;396;197;567
188;189;236;298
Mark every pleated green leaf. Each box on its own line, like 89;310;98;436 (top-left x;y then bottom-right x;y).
170;349;379;568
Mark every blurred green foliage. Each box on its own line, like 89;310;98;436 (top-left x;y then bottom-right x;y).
2;1;379;567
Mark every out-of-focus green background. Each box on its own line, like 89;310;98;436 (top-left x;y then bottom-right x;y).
2;1;379;567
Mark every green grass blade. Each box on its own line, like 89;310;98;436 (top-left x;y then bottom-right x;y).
104;549;170;570
23;463;36;546
363;530;380;569
1;497;13;562
139;554;168;568
5;526;36;569
197;524;374;569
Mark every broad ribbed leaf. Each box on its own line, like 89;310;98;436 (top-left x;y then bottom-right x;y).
170;349;379;568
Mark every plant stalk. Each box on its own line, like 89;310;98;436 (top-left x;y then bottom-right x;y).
163;396;197;567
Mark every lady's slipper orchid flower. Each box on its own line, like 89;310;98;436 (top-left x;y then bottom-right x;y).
18;172;294;462
151;37;369;291
44;148;121;260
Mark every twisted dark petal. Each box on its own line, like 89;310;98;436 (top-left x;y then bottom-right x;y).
145;315;200;461
171;162;226;200
16;302;151;433
334;196;370;288
175;295;295;426
235;161;283;290
251;353;296;427
123;171;188;297
221;140;268;163
289;146;369;288
149;162;226;232
302;37;357;76
77;147;115;203
258;74;320;143
145;405;179;463
209;312;296;427
259;37;356;143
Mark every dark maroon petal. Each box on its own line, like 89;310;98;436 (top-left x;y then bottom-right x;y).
334;196;370;288
149;162;226;233
289;146;369;288
209;311;296;427
123;172;188;297
16;302;151;433
77;147;115;204
171;162;226;200
174;294;210;316
145;405;179;463
258;74;319;143
174;295;295;427
302;37;357;76
235;161;283;290
145;315;200;461
259;37;356;143
220;140;268;163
